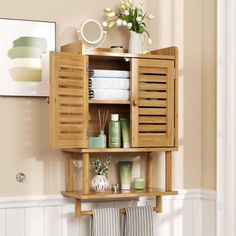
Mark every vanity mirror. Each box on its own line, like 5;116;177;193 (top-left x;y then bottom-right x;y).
77;19;106;51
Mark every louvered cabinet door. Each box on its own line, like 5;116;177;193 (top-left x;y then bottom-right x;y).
131;58;175;147
50;52;88;149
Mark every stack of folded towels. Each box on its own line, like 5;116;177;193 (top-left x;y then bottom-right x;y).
89;69;130;100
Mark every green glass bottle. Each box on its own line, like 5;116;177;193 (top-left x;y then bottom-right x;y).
108;114;121;148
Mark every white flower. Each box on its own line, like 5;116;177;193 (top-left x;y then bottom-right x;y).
136;16;142;23
124;10;129;16
116;19;123;26
122;20;127;26
148;38;152;45
105;7;112;12
137;4;142;9
105;11;115;17
125;1;130;7
127;22;132;29
120;3;127;9
137;9;142;15
148;14;155;20
128;0;133;3
102;21;108;27
139;0;143;5
108;21;115;28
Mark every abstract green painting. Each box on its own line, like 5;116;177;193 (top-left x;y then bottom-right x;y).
0;19;55;96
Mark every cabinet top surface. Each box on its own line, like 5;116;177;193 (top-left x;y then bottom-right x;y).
86;51;176;60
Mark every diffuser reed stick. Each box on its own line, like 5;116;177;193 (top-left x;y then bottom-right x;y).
98;110;109;131
98;110;109;148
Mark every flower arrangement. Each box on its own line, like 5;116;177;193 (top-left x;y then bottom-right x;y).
102;0;154;44
91;156;112;176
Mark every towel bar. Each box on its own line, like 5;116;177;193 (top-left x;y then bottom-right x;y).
75;195;162;218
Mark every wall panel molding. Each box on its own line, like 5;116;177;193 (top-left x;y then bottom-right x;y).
0;189;216;236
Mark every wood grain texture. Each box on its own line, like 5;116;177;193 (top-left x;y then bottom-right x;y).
62;147;178;153
131;58;175;147
82;153;89;195
62;188;178;200
155;196;162;213
50;52;88;149
165;151;172;192
66;153;74;191
147;152;153;189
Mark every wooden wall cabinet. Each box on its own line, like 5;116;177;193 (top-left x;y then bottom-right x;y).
49;42;178;217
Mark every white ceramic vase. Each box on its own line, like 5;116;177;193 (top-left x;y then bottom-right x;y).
128;31;145;54
91;175;110;193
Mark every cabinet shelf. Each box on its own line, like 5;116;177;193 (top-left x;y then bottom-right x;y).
62;147;178;153
89;100;130;105
62;188;178;201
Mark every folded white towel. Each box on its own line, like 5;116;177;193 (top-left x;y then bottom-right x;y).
90;69;130;78
91;89;130;100
90;77;130;90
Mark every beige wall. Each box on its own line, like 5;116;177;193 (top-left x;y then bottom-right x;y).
201;0;216;189
0;0;216;196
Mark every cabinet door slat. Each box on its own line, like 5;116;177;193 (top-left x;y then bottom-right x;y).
139;108;167;115
50;52;88;149
131;58;175;147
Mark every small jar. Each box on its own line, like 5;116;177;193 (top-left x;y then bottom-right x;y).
110;46;124;53
133;177;145;190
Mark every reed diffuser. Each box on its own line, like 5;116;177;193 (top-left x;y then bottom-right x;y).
98;109;109;148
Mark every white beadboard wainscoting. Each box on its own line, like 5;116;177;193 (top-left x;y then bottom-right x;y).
0;189;215;236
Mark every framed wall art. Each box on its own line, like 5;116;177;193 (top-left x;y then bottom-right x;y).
0;18;56;96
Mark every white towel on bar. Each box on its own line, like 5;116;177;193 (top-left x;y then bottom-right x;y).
91;208;120;236
124;206;153;236
90;77;130;90
90;69;130;78
91;89;130;100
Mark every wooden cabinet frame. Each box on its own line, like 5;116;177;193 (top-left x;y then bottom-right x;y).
49;42;179;217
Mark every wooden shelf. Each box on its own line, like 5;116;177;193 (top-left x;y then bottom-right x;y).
89;100;130;105
62;188;178;201
62;147;178;153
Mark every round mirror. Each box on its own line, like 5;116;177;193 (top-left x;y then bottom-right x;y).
78;19;106;49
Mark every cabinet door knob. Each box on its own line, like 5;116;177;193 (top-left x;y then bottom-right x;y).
133;100;139;106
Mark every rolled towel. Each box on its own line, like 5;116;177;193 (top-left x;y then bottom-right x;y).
90;77;130;90
90;89;130;100
89;69;130;78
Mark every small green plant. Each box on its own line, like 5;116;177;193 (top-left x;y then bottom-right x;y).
91;156;112;176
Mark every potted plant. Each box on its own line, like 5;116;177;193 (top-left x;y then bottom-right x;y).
102;0;155;54
90;156;112;192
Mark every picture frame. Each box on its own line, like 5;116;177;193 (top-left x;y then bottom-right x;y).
0;18;56;97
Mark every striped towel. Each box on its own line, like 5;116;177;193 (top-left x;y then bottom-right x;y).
124;206;153;236
91;208;120;236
